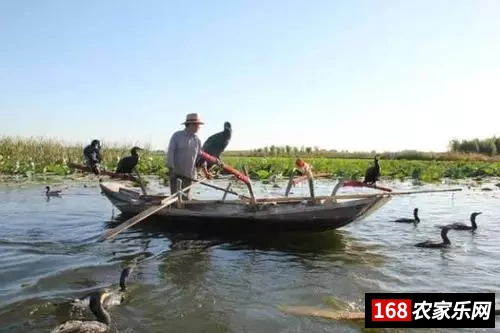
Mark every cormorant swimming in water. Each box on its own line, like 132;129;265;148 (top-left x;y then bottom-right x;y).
83;139;102;175
115;146;143;174
46;186;62;197
393;208;420;225
51;290;111;333
440;212;482;231
414;226;451;248
197;121;232;169
71;267;133;311
363;156;380;185
101;266;133;308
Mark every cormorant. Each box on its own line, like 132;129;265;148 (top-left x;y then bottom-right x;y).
83;139;102;175
363;156;380;185
414;226;451;248
51;290;111;333
440;212;482;231
115;147;142;174
46;186;62;197
197;121;232;169
71;267;132;311
393;208;420;225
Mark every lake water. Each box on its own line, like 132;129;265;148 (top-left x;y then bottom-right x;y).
0;176;499;332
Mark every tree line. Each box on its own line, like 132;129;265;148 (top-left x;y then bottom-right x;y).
448;137;500;156
223;137;500;161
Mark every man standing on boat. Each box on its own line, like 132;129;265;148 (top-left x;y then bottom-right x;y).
166;113;212;200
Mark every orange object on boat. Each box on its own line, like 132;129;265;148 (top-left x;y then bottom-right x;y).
295;158;313;178
295;158;305;168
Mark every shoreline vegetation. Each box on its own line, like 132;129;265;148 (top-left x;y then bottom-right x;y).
1;136;500;184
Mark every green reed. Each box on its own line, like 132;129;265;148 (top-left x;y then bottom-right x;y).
1;136;499;183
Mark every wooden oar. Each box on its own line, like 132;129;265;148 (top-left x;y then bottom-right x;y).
249;187;463;203
198;180;252;201
100;177;206;241
280;305;365;321
176;175;253;201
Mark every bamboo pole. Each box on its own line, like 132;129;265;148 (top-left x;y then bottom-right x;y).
284;169;296;197
137;187;462;205
330;178;345;196
243;165;256;204
247;187;463;203
222;182;232;201
307;175;315;198
133;169;148;196
236;188;462;203
176;179;183;208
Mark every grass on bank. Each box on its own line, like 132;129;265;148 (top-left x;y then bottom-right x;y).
1;136;500;183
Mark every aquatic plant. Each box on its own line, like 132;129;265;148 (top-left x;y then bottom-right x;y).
1;136;500;183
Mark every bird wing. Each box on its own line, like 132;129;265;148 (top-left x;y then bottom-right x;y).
364;166;373;179
220;136;230;153
202;133;219;151
394;218;413;222
202;133;226;157
115;158;125;172
116;156;136;173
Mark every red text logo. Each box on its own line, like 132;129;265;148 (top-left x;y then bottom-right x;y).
371;299;412;322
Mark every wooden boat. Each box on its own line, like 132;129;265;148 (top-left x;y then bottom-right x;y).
99;181;393;233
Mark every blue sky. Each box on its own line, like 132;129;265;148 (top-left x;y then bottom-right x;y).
1;0;499;152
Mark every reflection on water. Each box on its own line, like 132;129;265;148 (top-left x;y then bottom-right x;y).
0;178;499;332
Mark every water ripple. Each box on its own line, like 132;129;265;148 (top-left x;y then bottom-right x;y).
0;179;499;332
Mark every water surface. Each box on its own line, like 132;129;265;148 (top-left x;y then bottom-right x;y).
0;177;499;332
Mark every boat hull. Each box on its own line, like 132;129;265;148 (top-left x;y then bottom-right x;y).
100;182;391;233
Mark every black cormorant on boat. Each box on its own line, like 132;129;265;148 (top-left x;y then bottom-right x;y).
363;156;380;185
414;226;451;248
115;147;143;174
197;121;232;169
393;208;420;225
439;212;482;231
51;290;111;333
46;186;62;197
83;139;102;175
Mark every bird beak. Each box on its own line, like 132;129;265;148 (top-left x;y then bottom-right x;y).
100;291;110;303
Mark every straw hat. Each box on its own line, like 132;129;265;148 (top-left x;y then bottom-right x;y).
181;113;204;125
